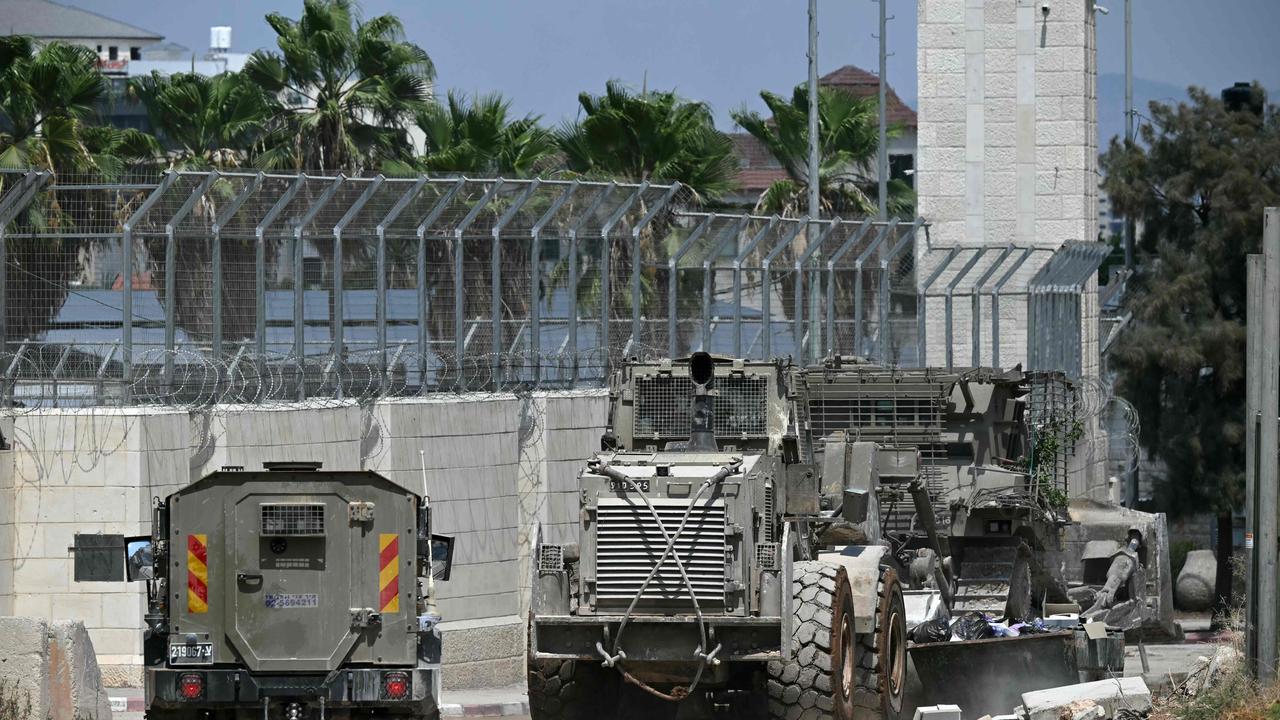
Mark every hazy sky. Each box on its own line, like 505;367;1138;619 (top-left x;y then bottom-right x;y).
63;0;1280;129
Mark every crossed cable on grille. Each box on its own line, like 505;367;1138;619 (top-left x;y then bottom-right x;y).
587;456;742;702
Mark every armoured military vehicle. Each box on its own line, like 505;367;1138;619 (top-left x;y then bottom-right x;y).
803;356;1177;636
75;461;454;720
527;353;948;720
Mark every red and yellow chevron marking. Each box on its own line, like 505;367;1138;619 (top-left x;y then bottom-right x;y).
187;534;208;614
379;533;400;614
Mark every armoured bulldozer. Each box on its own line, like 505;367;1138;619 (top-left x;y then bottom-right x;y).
527;353;949;719
73;461;455;720
804;356;1177;637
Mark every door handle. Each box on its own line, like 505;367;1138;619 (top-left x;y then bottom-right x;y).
237;572;263;583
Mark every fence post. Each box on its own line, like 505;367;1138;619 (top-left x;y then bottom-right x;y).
0;171;50;358
916;247;958;368
254;173;305;385
374;177;425;384
491;180;540;383
1258;207;1280;680
877;219;921;364
667;214;715;359
164;171;218;385
452;180;504;384
530;182;578;384
794;219;840;364
414;178;465;386
121;171;176;401
566;184;614;380
600;183;645;375
762;220;808;360
849;219;893;357
632;183;681;354
334;175;383;369
943;249;985;370
734;217;779;357
211;173;262;365
990;247;1033;368
292;176;345;400
702;216;749;353
969;245;1014;366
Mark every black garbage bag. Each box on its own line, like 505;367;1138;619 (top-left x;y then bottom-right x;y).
910;617;952;644
951;611;995;640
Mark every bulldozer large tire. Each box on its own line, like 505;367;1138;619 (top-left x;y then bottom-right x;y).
766;560;856;720
527;657;619;720
852;567;907;720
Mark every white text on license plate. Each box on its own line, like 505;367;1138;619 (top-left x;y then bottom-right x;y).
169;643;213;664
608;478;649;492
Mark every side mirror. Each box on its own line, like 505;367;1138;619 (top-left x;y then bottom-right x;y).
430;534;454;581
842;489;871;524
125;538;154;582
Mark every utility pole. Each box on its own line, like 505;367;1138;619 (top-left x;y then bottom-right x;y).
1123;0;1135;269
1249;208;1280;680
876;0;889;220
806;0;821;362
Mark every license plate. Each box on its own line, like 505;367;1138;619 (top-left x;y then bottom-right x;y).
169;642;213;665
265;593;319;609
608;478;649;492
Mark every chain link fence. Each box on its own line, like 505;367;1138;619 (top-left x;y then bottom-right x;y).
0;169;1106;407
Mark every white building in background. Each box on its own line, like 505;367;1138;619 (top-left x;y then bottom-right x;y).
0;0;162;73
915;0;1103;368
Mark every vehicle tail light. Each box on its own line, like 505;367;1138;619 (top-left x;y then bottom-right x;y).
382;671;410;700
177;673;204;700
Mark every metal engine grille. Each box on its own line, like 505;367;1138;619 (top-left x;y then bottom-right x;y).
595;498;727;605
755;543;780;572
260;503;326;536
633;375;768;438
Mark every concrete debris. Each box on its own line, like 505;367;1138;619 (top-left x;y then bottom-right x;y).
0;617;113;720
1020;676;1151;720
913;705;962;720
1182;645;1242;696
1175;549;1216;611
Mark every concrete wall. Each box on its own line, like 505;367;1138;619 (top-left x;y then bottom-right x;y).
0;391;611;690
916;0;1101;372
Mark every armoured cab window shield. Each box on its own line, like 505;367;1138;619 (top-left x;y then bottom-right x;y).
71;534;127;582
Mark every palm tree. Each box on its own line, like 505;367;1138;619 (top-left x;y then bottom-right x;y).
411;90;557;177
244;0;435;174
557;80;737;203
130;71;279;345
389;91;559;356
554;81;738;356
129;71;275;169
733;84;915;357
731;84;914;217
0;37;158;341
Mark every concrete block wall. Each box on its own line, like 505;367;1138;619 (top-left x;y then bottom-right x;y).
917;0;1101;371
0;392;613;691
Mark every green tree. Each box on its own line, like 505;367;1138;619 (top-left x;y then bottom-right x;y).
554;81;736;354
244;0;435;174
410;90;557;177
0;37;157;341
1101;84;1280;611
129;71;280;343
383;91;558;355
731;84;914;217
129;71;275;169
0;37;154;173
556;80;737;202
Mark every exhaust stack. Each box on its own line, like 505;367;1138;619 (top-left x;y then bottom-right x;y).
687;352;717;452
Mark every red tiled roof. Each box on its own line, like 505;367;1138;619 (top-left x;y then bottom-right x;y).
820;65;917;129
